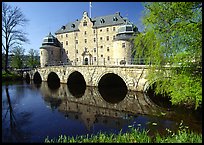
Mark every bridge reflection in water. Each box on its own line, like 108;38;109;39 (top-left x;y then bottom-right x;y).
33;81;202;135
36;81;160;131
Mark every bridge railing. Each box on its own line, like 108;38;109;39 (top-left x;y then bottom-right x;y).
43;58;152;67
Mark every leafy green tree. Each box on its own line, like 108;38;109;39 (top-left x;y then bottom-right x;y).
11;46;25;69
26;48;40;68
133;2;202;109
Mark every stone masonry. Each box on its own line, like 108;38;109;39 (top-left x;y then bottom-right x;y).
27;65;151;92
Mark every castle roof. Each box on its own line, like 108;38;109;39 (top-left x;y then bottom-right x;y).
41;32;61;48
55;12;134;34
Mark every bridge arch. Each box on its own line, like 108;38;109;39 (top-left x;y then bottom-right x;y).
25;73;30;83
33;71;42;84
97;72;128;103
143;77;172;109
67;71;86;98
98;73;127;89
97;71;127;89
143;77;171;93
47;72;60;89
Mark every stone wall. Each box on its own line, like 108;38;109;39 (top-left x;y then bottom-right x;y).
28;65;150;92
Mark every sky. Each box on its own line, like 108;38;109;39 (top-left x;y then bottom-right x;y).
5;2;145;55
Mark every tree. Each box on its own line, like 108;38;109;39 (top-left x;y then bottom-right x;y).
10;46;25;69
2;2;29;72
133;2;202;109
26;48;40;68
2;52;5;69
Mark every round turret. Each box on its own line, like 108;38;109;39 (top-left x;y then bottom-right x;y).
112;24;135;65
40;32;61;67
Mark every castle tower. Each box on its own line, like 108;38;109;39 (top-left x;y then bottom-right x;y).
40;32;61;67
113;23;135;65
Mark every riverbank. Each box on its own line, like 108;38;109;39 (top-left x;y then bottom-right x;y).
2;71;23;81
44;124;202;143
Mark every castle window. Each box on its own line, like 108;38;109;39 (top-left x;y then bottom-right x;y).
76;58;78;62
94;30;96;33
61;26;65;30
67;59;69;62
113;17;118;21
41;51;42;55
83;21;87;26
76;40;78;44
61;42;63;47
94;48;96;52
66;34;68;37
113;27;115;31
71;24;75;28
107;36;109;41
100;29;102;32
113;35;115;40
100;37;102;40
100;46;103;49
66;41;68;45
85;39;87;43
101;54;103;57
61;35;63;38
84;31;87;35
75;33;78;37
76;49;78;53
48;39;53;43
94;57;96;61
122;43;126;48
100;18;105;23
107;56;110;60
66;50;68;54
107;47;109;52
107;28;109;32
94;38;96;42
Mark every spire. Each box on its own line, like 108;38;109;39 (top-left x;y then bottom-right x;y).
89;2;92;18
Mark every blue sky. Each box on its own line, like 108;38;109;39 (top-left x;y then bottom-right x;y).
6;2;145;54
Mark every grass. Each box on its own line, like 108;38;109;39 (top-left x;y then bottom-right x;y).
44;123;202;143
44;129;151;143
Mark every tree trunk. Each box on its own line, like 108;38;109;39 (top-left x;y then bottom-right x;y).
5;48;9;73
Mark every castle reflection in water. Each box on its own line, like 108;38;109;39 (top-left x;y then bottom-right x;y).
32;81;168;131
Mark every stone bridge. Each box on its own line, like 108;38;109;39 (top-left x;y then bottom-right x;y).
25;65;152;92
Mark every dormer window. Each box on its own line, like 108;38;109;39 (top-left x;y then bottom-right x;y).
113;17;118;21
100;18;105;23
71;24;75;28
61;26;65;30
83;21;87;26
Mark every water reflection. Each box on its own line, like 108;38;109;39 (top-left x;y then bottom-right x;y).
39;82;160;131
67;84;86;98
2;81;202;143
47;82;60;90
38;82;202;134
2;84;33;142
98;87;127;104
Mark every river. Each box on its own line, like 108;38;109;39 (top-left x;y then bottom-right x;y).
2;80;202;143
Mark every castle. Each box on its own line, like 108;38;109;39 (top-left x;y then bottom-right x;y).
40;11;138;67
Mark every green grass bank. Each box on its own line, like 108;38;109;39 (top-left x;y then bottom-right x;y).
44;125;202;143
